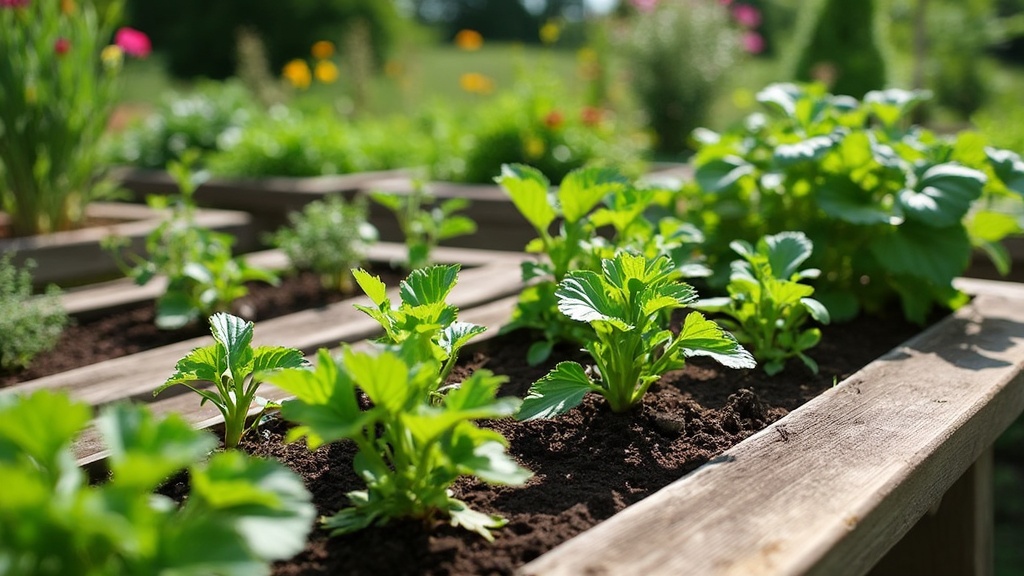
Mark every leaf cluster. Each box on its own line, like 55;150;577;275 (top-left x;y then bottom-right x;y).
353;264;486;399
693;232;830;376
156;312;307;449
267;194;379;293
0;256;68;372
270;345;529;541
684;82;1024;323
105;158;278;329
370;183;477;271
518;252;755;419
496;163;709;365
0;390;315;576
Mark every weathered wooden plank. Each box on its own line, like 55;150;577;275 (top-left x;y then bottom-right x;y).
869;448;993;576
74;295;520;466
519;289;1024;576
5;261;524;407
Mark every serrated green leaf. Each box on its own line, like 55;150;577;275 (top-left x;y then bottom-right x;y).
451;439;531;486
898;164;985;227
496;163;556;233
870;222;971;287
800;298;831;323
353;268;389;306
818;176;901;225
555;271;630;329
517;362;598;421
985;147;1024;195
446;497;508;542
210;313;255;385
773;135;836;166
557;166;627;223
760;231;814;279
344;349;411;412
756;82;802;118
251;346;306;376
678;312;757;369
156;291;197;330
0;390;90;466
439;322;487;357
400;264;460;307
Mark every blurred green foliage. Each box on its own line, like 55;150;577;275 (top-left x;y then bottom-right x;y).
789;0;887;98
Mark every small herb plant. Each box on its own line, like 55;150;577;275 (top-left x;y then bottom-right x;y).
496;163;709;365
352;264;486;397
0;390;315;575
156;312;306;449
268;195;379;292
684;82;1024;323
693;231;831;376
517;252;755;420
268;345;530;541
105;157;278;329
0;256;68;372
370;182;477;271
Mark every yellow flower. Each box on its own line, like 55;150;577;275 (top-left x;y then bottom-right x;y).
539;20;561;45
577;47;598;64
100;45;123;69
458;72;494;95
314;60;339;84
524;136;545;160
311;40;335;60
282;59;312;89
454;29;483;51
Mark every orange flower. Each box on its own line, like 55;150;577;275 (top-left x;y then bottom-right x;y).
543;110;564;129
454;29;483;51
311;40;335;60
581;106;603;127
60;0;75;14
314;60;339;84
282;59;312;89
459;72;494;95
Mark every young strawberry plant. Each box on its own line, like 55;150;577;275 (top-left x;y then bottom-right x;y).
0;390;315;575
496;163;709;365
105;157;278;329
685;82;1024;323
517;252;755;420
267;344;531;540
267;194;379;293
352;264;486;396
155;312;306;448
370;181;476;271
693;231;830;376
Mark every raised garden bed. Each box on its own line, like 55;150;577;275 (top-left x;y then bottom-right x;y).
110;166;409;236
31;270;1024;574
0;201;258;287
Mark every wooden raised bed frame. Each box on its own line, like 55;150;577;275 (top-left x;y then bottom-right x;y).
5;241;1022;573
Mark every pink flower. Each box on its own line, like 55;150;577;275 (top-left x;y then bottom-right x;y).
742;31;765;54
54;37;70;55
0;0;29;7
731;4;761;28
114;27;151;58
630;0;658;13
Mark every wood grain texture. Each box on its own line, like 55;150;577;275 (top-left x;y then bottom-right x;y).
519;287;1024;576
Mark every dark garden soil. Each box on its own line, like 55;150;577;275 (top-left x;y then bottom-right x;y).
212;307;927;576
0;268;404;387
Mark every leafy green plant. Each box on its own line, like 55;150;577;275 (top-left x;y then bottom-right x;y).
517;252;755;420
496;163;709;365
268;195;379;292
0;0;137;236
105;80;258;169
0;256;68;372
370;183;477;271
105;158;278;329
268;345;530;541
156;312;306;449
0;389;315;575
684;82;1024;323
692;231;830;376
352;264;486;397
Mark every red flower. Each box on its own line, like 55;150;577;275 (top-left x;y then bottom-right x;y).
54;37;70;55
544;110;564;129
114;27;151;58
581;106;603;127
0;0;29;7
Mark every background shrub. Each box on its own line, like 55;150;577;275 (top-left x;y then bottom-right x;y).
0;257;68;371
789;0;888;97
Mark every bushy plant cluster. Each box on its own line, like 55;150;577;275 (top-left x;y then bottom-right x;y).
683;82;1024;322
0;256;68;372
268;195;379;292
